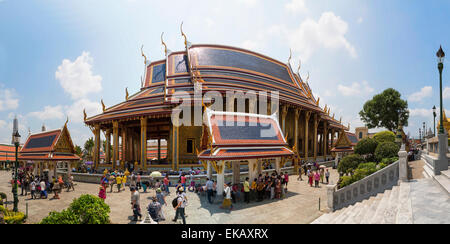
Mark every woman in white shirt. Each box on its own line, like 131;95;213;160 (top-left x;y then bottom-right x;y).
220;182;233;210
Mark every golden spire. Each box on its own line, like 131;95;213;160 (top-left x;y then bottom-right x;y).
161;32;168;56
101;99;106;112
65;116;69;127
316;97;320;105
140;45;147;65
324;104;327;112
125;87;129;101
83;109;87;122
181;21;188;49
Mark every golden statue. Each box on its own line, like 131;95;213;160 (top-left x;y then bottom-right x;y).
141;45;147;65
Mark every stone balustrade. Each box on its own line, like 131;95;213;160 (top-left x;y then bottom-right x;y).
327;160;399;211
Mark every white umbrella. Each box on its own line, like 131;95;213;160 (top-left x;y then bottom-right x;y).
150;171;162;177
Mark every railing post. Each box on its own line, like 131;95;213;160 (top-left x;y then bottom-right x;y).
327;184;336;211
398;144;408;182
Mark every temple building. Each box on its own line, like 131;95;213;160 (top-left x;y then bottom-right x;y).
84;30;348;173
18;122;80;179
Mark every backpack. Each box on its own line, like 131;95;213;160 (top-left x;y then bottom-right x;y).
172;197;179;208
148;203;159;221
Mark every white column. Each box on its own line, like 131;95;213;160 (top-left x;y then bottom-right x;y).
207;161;212;179
248;159;258;183
275;158;281;174
398;144;408;182
216;161;225;196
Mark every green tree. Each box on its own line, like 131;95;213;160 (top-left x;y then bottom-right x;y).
74;145;83;157
359;88;409;132
40;194;110;224
83;138;94;160
375;142;400;162
338;154;365;175
373;131;396;144
354;138;378;156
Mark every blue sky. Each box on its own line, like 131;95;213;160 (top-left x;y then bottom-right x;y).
0;0;449;146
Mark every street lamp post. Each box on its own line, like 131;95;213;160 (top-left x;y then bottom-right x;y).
433;105;437;136
436;46;447;174
12;131;20;212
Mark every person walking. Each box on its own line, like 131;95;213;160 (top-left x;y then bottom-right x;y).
109;174;116;193
284;172;289;191
39;179;48;199
163;175;170;195
30;180;37;200
116;174;123;192
220;182;233;211
172;188;187;224
205;178;215;204
297;166;303;181
98;185;106;201
130;187;142;221
243;177;250;204
314;171;320;188
320;168;325;183
66;173;75;192
325;169;330;184
180;173;187;192
155;188;166;221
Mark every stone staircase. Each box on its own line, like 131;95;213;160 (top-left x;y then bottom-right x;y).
312;181;413;224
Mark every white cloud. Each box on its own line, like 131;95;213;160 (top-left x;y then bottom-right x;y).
235;0;259;6
337;80;373;96
444;87;450;99
409;108;432;117
408;86;432;102
288;12;357;61
28;105;64;120
66;99;102;123
205;18;215;28
55;51;102;100
0;86;19;111
357;17;363;24
285;0;307;14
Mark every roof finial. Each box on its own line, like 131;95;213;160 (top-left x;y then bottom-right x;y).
297;59;301;75
181;21;188;49
83;109;87;122
306;71;310;84
316;97;320;105
65;116;69;127
339;117;342;123
101;99;106;112
140;45;147;65
161;32;168;56
125;87;129;101
288;48;292;64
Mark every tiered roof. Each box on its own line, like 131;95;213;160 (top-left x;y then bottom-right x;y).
198;108;293;160
331;131;358;153
0;144;19;161
85;41;346;129
18;124;80;161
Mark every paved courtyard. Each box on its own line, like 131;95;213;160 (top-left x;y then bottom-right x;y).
0;168;338;224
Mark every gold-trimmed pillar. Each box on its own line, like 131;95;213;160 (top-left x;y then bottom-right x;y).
304;111;311;162
323;121;328;158
93;124;100;170
281;105;288;135
121;126;127;170
112;121;119;170
105;128;111;164
293;108;300;174
140;117;147;170
313;115;318;160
